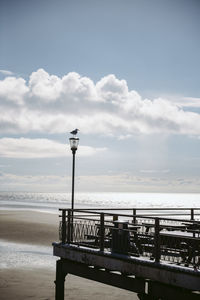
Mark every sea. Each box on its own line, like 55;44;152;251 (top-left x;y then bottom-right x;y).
0;191;200;270
0;191;200;213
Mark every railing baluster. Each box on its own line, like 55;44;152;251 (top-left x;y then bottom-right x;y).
190;208;194;220
133;209;137;224
113;214;118;221
67;209;71;243
100;213;105;252
154;218;160;263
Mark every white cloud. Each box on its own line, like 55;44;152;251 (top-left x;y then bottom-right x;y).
29;68;62;101
0;138;106;158
0;68;200;136
140;169;170;174
0;172;70;192
0;69;14;76
0;76;28;104
182;97;200;108
96;74;128;103
167;96;200;108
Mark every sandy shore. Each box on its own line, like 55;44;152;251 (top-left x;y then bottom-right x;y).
0;210;138;300
0;210;58;246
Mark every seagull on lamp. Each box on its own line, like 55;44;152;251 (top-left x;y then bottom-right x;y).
70;128;79;136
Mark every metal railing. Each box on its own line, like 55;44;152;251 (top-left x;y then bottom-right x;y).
58;208;200;269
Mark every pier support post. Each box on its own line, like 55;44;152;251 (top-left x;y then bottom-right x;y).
137;293;156;300
55;259;66;300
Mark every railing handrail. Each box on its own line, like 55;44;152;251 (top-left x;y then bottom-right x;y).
59;210;200;224
59;207;200;211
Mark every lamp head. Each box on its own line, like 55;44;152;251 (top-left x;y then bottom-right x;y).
69;137;79;152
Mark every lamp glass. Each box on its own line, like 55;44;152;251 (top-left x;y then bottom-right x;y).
69;137;79;150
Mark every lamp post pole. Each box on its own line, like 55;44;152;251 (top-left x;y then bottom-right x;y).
69;136;79;242
71;149;76;211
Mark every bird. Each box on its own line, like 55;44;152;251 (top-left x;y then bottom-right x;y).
70;128;79;136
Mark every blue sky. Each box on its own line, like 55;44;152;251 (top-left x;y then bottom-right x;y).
0;0;200;192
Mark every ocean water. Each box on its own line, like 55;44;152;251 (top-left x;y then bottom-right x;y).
0;239;57;270
0;191;200;213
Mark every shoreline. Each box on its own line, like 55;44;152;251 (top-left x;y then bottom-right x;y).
0;210;138;299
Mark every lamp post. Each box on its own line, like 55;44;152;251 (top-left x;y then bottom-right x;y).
69;137;79;211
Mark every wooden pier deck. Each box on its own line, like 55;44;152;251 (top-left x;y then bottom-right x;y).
53;208;200;300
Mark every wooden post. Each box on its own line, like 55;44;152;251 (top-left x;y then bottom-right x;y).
154;218;160;263
55;259;66;300
100;213;105;252
62;210;66;244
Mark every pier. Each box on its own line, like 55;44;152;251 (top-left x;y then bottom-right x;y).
53;208;200;299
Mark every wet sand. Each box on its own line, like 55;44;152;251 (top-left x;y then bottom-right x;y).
0;210;138;299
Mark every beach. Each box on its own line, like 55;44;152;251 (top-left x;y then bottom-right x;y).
0;210;138;299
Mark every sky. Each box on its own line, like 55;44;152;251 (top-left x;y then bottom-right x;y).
0;0;200;193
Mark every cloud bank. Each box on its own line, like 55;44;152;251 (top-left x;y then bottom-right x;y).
1;172;199;193
0;138;106;158
0;68;200;137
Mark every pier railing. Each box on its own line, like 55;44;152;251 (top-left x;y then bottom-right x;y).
58;208;200;269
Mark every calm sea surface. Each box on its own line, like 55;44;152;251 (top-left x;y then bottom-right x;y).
0;191;200;213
